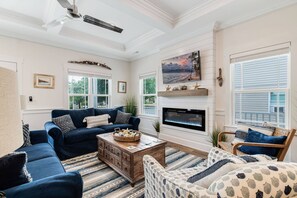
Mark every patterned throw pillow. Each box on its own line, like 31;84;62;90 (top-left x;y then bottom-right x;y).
187;157;246;188
0;152;32;190
83;114;111;128
114;111;131;124
209;163;297;198
22;124;32;147
0;191;5;198
52;114;76;134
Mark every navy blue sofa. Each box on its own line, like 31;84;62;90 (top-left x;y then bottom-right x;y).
44;107;140;160
3;130;83;198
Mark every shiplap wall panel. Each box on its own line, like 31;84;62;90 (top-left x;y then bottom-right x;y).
158;31;216;152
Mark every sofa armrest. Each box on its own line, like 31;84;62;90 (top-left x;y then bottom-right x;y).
30;130;48;145
129;116;140;130
143;155;216;198
44;122;64;144
4;172;83;198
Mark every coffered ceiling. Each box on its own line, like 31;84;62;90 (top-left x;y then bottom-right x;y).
0;0;296;61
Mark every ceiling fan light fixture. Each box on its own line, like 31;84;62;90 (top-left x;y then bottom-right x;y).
83;15;123;33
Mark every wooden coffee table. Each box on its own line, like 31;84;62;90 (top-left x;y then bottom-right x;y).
97;133;166;186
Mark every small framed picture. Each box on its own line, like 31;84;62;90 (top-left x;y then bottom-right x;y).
118;81;127;93
34;74;55;89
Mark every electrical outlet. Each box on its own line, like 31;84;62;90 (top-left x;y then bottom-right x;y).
29;96;33;102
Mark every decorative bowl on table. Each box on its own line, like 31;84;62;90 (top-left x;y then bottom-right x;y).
112;128;141;142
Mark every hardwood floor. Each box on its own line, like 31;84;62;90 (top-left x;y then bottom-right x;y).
166;141;208;159
141;133;208;159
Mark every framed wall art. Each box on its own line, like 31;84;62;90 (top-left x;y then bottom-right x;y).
161;51;201;84
34;74;55;89
118;81;127;93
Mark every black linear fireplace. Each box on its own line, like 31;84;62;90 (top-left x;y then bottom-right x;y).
163;107;205;131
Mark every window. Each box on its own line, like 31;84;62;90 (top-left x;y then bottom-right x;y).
68;74;111;109
140;75;157;115
231;46;289;127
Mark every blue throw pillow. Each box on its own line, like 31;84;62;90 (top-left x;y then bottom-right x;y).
238;129;287;157
0;152;32;190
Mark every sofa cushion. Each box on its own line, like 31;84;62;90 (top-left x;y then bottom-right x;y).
114;111;131;124
83;114;110;128
237;123;275;136
22;124;32;147
52;108;95;128
27;157;65;181
238;129;287;157
99;124;134;132
94;106;123;123
16;143;57;162
0;152;32;190
64;128;106;144
52;115;76;134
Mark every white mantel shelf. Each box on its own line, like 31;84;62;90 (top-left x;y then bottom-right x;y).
157;88;208;97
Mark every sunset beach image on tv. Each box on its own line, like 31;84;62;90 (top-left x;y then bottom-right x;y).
161;51;201;84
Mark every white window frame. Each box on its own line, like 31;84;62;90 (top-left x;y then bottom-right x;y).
139;73;157;116
230;44;291;128
68;72;112;109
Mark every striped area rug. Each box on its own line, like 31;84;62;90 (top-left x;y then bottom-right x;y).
63;147;205;198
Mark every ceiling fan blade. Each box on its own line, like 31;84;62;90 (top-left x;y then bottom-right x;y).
83;15;123;33
57;0;73;9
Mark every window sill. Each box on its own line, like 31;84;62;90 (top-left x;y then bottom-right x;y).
138;114;159;119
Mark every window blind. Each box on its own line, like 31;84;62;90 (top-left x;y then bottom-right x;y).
231;44;289;127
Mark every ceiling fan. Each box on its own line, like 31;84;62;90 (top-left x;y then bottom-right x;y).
44;0;123;33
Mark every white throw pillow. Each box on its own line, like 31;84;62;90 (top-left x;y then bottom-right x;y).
83;114;110;128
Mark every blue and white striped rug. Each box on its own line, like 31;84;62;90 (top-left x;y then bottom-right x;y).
63;147;205;198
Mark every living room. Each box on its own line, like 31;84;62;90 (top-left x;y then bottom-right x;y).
1;0;297;197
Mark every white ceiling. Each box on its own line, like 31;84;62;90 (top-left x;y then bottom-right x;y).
0;0;296;61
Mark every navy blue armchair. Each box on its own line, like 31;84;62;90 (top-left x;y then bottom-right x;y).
45;107;140;160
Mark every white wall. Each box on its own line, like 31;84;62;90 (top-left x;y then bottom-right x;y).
0;36;130;130
216;5;297;161
130;53;161;136
130;31;216;152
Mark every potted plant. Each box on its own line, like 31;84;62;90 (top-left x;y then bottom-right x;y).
210;127;227;147
152;120;160;138
125;96;137;116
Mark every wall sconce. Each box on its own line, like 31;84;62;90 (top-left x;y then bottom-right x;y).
217;68;223;87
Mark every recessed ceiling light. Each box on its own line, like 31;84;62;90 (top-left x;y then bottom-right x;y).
135;51;139;54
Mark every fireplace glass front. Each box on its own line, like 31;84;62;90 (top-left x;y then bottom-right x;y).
162;107;205;131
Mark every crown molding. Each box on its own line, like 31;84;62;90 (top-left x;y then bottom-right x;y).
175;0;235;28
125;28;164;52
127;0;175;26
